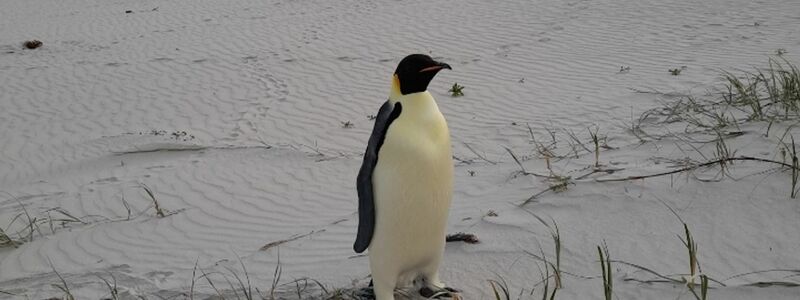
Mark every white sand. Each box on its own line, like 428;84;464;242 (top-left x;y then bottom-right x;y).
1;0;799;298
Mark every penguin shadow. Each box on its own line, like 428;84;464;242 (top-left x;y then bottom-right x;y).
355;279;462;300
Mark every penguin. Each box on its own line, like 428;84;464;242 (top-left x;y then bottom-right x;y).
355;54;455;300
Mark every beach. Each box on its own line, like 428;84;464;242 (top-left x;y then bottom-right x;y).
1;0;799;298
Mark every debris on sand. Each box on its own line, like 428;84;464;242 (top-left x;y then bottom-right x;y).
23;40;42;49
446;232;479;244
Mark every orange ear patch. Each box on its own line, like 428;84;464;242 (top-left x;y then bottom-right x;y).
390;74;402;100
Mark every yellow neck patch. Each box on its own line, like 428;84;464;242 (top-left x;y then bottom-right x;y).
389;74;402;102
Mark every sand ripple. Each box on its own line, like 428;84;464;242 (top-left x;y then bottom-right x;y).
1;0;799;297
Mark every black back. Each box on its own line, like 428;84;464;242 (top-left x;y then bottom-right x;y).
354;100;403;253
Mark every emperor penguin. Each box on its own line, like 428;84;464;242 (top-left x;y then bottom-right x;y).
355;54;455;300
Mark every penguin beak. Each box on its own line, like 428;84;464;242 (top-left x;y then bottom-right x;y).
419;62;452;73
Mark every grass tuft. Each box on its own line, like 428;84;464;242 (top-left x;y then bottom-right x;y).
97;273;119;300
524;211;562;290
197;267;226;299
723;58;800;120
488;278;511;300
680;223;700;288
141;183;168;218
0;227;19;248
634;59;799;139
588;126;602;168
789;136;799;198
269;249;283;299
597;243;612;300
49;261;75;300
190;260;199;300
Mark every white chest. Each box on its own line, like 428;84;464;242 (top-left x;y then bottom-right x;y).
380;92;451;169
373;91;452;213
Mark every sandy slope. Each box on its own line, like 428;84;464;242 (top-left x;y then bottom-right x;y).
1;0;799;298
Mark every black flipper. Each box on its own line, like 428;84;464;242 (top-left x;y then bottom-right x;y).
354;100;403;253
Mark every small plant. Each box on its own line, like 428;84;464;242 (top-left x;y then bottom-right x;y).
23;40;42;49
635;58;798;136
448;83;465;97
270;250;283;299
539;259;559;300
670;68;682;76
723;72;762;119
549;176;571;193
548;224;562;289
659;200;702;288
0;199;99;248
700;275;709;299
341;121;354;128
789;136;799;198
597;244;613;300
0;228;19;248
8;200;38;243
488;278;511;300
688;274;710;300
722;59;800;120
193;254;264;300
681;223;700;288
619;66;631;73
141;184;167;217
707;129;736;181
367;114;376;120
525;211;562;289
508;143;575;204
588;126;602;167
97;273;119;300
224;256;255;300
50;262;75;300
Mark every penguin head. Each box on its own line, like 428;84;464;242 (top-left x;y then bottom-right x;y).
394;54;451;95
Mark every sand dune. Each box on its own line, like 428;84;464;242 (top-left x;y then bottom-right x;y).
1;0;799;298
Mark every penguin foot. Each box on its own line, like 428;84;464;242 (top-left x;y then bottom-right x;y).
419;286;461;299
355;280;375;299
